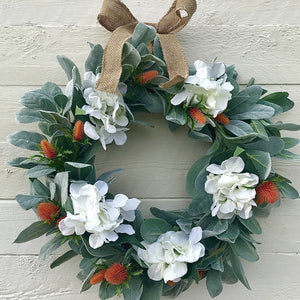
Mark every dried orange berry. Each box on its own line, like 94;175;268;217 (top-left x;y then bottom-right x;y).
215;113;230;125
40;139;56;159
104;263;128;285
189;107;206;124
37;203;60;223
168;280;176;286
198;270;205;280
135;70;158;84
73;120;84;141
256;181;279;204
90;270;106;285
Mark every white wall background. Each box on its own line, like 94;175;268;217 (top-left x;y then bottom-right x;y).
1;0;300;299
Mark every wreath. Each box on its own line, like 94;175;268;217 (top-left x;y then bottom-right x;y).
8;1;300;299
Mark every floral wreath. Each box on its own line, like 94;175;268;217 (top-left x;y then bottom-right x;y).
8;1;300;299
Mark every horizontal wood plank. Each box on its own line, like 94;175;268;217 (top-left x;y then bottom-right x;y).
1;25;300;85
1;0;300;26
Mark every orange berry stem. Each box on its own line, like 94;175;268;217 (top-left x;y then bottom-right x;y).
90;270;106;285
256;181;279;204
37;203;60;223
135;70;158;85
104;263;128;285
40;139;56;159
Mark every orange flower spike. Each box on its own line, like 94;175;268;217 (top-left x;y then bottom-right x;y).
189;107;206;124
135;70;158;85
73;120;84;141
37;203;60;223
198;270;205;280
256;181;279;204
104;263;128;285
215;113;230;125
90;270;106;285
40;139;56;159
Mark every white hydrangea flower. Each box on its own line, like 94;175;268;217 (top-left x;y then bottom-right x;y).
205;156;259;220
171;60;234;118
58;180;140;249
82;72;130;150
137;227;205;283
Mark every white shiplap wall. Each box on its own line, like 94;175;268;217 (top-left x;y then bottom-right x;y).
1;1;300;299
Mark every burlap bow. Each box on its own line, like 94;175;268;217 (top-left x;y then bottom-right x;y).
95;0;197;94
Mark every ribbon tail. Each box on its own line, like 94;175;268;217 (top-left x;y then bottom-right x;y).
95;24;136;94
158;33;189;89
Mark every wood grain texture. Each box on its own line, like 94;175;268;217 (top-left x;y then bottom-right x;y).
1;0;300;299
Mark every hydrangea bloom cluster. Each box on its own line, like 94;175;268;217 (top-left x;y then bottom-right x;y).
82;72;130;150
171;60;234;128
205;156;259;219
59;180;140;248
137;227;205;283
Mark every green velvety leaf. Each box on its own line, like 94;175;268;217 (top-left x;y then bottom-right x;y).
238;216;262;235
141;54;166;67
203;219;229;237
139;91;167;113
123;276;143;300
150;207;186;226
31;179;51;197
230;104;275;120
131;23;156;47
140;219;172;243
27;165;56;178
7;157;38;169
64;162;93;181
78;140;101;164
85;44;103;73
188;193;213;216
20;90;57;112
54;94;69;111
97;168;124;183
8;131;46;151
276;149;300;160
244;149;271;180
277;181;299;199
282;137;299;149
54;172;69;205
99;282;117;299
136;43;150;56
229;250;251;289
197;246;225;269
163;278;193;298
81;237;121;258
140;276;163;300
39;234;64;261
221;261;238;284
57;55;81;86
153;37;164;61
266;122;300;131
122;42;141;68
226;85;262;113
217;222;239;243
225;120;254;136
243;136;285;156
16;194;48;210
251;120;269;140
221;132;259;144
39;111;71;127
258;100;283;116
16;108;44;123
166;106;186;125
50;250;77;269
188;130;213;142
206;270;223;298
42;82;63;98
186;155;212;197
14;221;52;243
262;92;294;112
231;237;259;262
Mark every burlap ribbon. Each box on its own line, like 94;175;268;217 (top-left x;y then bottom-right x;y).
95;0;197;94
